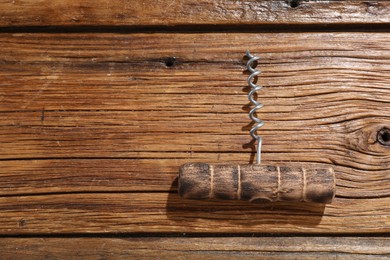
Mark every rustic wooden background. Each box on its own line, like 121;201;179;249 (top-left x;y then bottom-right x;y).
1;0;390;258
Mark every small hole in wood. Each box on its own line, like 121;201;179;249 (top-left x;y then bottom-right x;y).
165;57;176;67
290;0;300;8
18;218;26;227
378;128;390;146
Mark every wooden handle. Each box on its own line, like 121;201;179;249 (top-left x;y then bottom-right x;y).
178;163;335;203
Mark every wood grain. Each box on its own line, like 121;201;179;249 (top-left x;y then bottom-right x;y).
1;237;390;259
0;1;389;27
0;158;388;199
0;32;389;233
0;158;388;200
1;194;390;234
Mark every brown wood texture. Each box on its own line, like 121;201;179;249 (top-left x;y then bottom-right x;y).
1;237;390;259
0;0;390;27
178;163;335;203
0;32;390;234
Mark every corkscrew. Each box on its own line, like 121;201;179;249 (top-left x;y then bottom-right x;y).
246;50;264;164
178;51;335;204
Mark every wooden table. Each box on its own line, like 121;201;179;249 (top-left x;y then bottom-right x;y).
1;0;390;258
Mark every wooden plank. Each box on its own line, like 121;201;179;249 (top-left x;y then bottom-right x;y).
0;33;389;162
0;32;390;233
1;158;389;199
0;194;390;234
0;1;389;27
1;237;390;259
1;34;389;112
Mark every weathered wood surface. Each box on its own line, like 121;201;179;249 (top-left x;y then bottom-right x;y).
0;0;390;27
1;237;390;259
3;194;390;234
0;32;390;234
0;158;387;198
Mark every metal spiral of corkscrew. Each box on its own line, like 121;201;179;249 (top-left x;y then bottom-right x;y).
245;50;264;164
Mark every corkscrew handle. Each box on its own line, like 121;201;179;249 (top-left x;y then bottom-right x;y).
178;163;335;203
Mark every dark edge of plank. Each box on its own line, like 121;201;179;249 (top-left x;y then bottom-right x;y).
2;233;390;238
1;24;390;34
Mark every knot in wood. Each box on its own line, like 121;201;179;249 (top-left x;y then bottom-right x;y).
378;128;390;146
